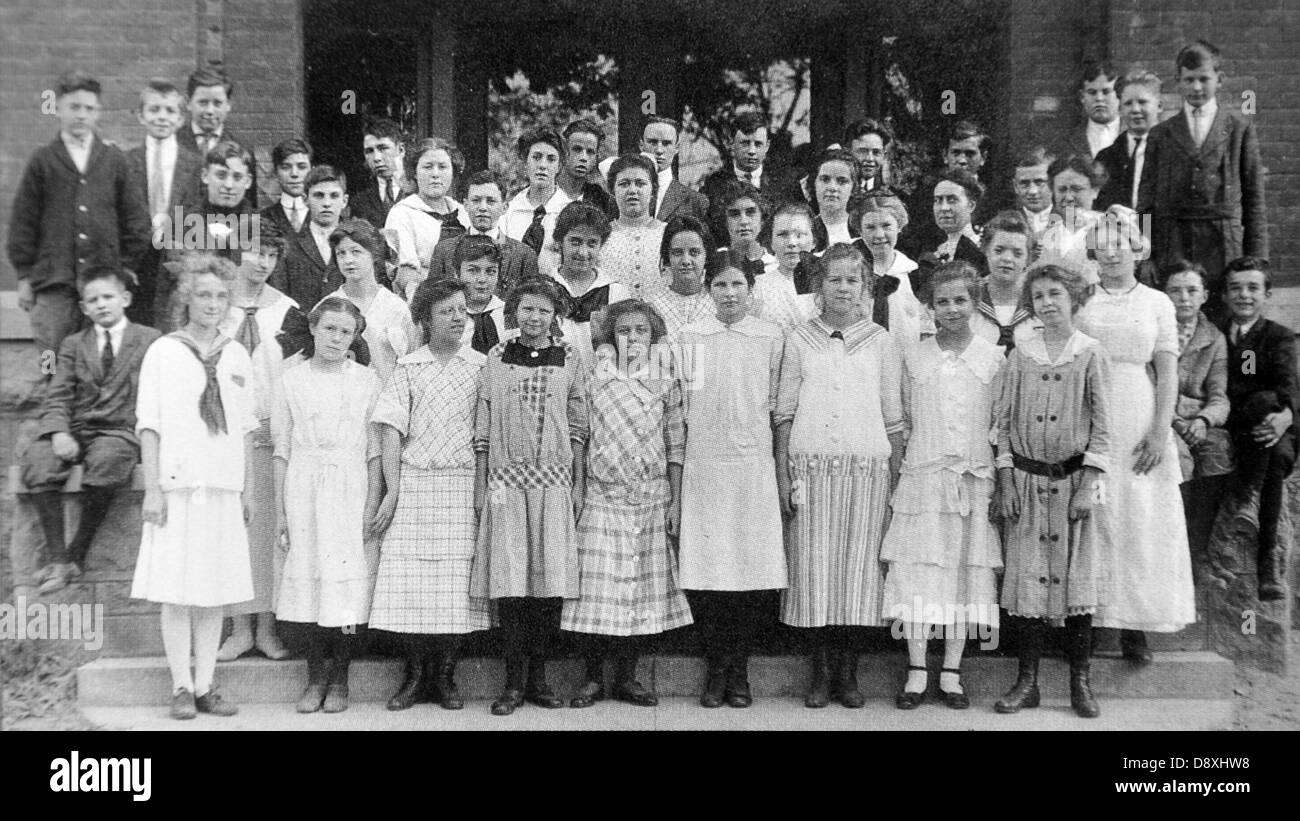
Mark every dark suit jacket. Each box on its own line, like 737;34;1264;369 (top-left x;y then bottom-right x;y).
1093;131;1142;211
125;140;203;321
1137;105;1267;274
347;177;414;230
7;134;151;292
895;221;987;276
35;322;162;443
655;178;709;226
258;201;307;240
427;233;540;298
1220;316;1300;429
271;223;343;310
177;126;259;210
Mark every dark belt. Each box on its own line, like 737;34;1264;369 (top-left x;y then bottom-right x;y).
1011;451;1085;480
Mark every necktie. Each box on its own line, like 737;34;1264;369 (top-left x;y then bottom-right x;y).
171;333;229;435
521;204;547;255
288;201;304;232
149;144;167;218
381;180;393;207
235;305;261;353
431;209;466;241
200;132;216;155
100;331;115;376
469;309;500;355
1129;135;1145;209
1192;109;1205;147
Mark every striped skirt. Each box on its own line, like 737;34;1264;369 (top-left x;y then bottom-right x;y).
561;481;694;636
779;453;891;628
370;467;491;634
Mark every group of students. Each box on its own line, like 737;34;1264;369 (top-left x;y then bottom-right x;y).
8;35;1292;722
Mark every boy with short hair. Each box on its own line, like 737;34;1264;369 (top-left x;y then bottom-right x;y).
178;67;258;209
1138;39;1267;320
272;165;346;308
1218;258;1297;601
8;70;151;363
1095;70;1163;212
1069;60;1122;159
261;137;313;238
1011;145;1055;245
700;111;799;237
428;170;539;294
843;118;892;194
559;119;615;217
21;267;162;593
349;117;410;229
126;79;203;328
641;115;709;224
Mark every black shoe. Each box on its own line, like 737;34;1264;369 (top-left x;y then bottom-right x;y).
724;656;752;708
569;680;606;709
700;662;726;708
1119;630;1153;665
171;687;196;720
612;679;658;707
938;666;970;710
895;665;928;710
491;688;524;716
833;651;865;709
1070;669;1100;718
195;686;239;717
386;658;428;711
804;647;831;709
436;653;464;710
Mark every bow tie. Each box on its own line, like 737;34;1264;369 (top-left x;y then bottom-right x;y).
431;209;466;240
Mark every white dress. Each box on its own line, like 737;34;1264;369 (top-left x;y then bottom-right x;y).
880;336;1004;628
649;287;713;339
130;334;260;607
751;268;817;332
273;359;383;627
328;286;417;385
882;251;934;344
676;314;787;591
1077;284;1196;632
601;220;667;299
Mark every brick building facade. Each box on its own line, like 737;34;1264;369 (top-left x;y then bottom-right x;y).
0;0;1296;293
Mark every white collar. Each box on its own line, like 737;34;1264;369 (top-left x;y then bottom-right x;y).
886;250;919;276
468;226;502;241
192;124;222;139
509;187;571;213
1233;316;1260;337
147;134;177;150
1023;206;1052;231
395;193;463;215
60;131;93;151
97;316;129;341
280;192;305;209
309;220;335;239
553;268;615;297
397;343;485;366
1184;97;1219;123
467;294;505;315
733;162;763;182
657;167;674;188
1017;329;1098;366
691;312;775;337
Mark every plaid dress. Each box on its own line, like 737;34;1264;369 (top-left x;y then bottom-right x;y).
370;346;492;634
470;338;588;599
561;358;694;636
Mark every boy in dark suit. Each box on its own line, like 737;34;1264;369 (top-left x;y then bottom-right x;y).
260;137;313;238
1063;61;1122;160
700;111;799;241
1219;257;1298;601
177;67;258;210
558;119;615;217
272;165;346;309
126;79;203;328
1094;70;1162;212
8;71;151;366
1138;40;1267;322
640;116;709;224
843;119;891;194
348;117;410;229
21;267;162;593
427;171;539;296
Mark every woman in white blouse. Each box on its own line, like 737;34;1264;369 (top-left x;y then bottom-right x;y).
386;137;472;298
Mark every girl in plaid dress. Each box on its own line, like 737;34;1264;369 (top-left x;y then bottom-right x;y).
471;275;588;716
370;278;492;711
562;299;693;708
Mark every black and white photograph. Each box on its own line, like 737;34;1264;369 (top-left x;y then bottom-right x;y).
0;0;1295;776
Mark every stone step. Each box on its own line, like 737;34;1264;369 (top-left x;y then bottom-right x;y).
77;651;1235;707
78;696;1236;731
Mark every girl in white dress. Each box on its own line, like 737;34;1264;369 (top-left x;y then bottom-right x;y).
851;192;931;343
678;250;786;708
132;254;260;720
217;233;297;662
751;202;818;331
775;243;904;709
971;211;1040;355
881;261;1004;710
601;153;667;299
648;215;715;338
273;296;384;714
708;179;774;280
387;138;471;298
1077;207;1196;658
325;219;417;385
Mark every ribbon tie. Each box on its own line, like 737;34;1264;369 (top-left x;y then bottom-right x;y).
169;331;230;436
469;309;500;355
431;209;466;241
521;204;547;255
234;305;261;353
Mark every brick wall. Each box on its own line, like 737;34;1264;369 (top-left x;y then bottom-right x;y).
0;0;305;290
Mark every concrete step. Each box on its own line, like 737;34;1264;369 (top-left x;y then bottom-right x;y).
78;696;1236;731
77;651;1235;707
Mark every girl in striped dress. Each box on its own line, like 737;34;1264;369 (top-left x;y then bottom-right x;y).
775;243;904;709
471;275;588;716
881;261;1004;710
370;278;492;711
562;299;693;708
